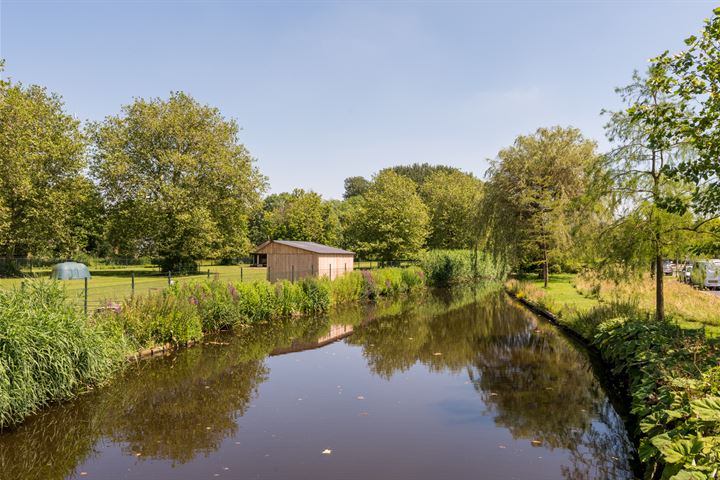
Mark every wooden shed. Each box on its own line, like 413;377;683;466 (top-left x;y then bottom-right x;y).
251;240;355;282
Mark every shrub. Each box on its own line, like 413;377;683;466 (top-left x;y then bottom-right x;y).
111;291;203;348
0;280;127;428
329;271;365;304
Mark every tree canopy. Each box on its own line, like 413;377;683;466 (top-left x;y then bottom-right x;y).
343;170;429;260
90;92;266;270
481;127;599;285
0;73;89;260
250;189;340;246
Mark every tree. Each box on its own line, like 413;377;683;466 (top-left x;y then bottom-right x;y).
599;71;717;321
343;176;371;199
343;170;429;260
0;69;89;261
90;92;266;270
250;189;340;245
652;8;720;216
420;170;483;249
382;163;460;187
481;127;599;287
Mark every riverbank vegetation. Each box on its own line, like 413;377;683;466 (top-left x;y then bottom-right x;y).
0;266;432;429
507;278;720;478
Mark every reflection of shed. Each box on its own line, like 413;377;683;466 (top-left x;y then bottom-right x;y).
252;240;354;282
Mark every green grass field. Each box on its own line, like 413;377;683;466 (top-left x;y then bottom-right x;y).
518;273;720;338
0;265;267;312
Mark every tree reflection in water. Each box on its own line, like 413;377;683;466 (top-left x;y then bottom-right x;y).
0;286;635;480
349;289;636;480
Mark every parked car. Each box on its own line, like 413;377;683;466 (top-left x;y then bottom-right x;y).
682;262;694;284
662;260;674;276
691;259;720;290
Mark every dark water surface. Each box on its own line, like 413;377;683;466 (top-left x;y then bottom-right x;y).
0;288;635;479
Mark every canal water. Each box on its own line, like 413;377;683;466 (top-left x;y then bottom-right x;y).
0;287;636;479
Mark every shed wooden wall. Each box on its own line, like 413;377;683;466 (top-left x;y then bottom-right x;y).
258;242;354;282
315;255;354;280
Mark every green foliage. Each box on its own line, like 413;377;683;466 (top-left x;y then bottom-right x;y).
420;171;483;249
593;318;720;478
343;176;371;199
0;76;89;258
89;92;266;270
110;289;204;348
0;280;127;428
343;170;430;260
650;11;720;215
418;250;474;286
250;189;340;246
481;127;599;285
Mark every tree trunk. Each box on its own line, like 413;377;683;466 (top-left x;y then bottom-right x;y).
543;248;549;289
655;252;665;322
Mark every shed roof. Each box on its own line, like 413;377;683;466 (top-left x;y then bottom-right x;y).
253;240;354;255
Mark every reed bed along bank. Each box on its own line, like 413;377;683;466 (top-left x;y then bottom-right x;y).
0;266;428;429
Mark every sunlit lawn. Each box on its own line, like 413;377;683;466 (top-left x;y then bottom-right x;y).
525;273;720;338
0;265;267;312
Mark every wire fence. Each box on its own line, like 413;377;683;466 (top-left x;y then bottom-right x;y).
0;258;418;314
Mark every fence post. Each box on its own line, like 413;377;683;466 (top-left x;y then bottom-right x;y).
207;269;210;279
311;264;314;277
241;267;244;282
291;265;295;283
131;271;135;296
329;264;332;280
84;277;88;316
168;271;172;286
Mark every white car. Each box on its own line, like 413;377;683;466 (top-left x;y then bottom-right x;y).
696;259;720;290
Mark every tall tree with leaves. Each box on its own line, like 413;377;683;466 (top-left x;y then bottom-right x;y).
250;189;340;245
420;170;483;249
90;92;266;270
652;7;720;216
481;127;599;287
343;170;429;260
0;65;90;262
598;70;705;321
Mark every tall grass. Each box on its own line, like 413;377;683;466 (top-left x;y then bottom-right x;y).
575;272;720;327
0;280;127;428
418;249;505;287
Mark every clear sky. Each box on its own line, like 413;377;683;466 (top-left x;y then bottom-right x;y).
1;0;716;198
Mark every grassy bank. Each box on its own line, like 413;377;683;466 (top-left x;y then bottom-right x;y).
0;266;427;429
507;276;720;479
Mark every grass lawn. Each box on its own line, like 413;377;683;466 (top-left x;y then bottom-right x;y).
0;265;267;312
515;273;720;339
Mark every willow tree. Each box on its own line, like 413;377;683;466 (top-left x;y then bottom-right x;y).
90;92;266;271
481;127;599;287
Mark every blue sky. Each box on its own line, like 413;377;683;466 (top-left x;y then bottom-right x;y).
1;0;716;198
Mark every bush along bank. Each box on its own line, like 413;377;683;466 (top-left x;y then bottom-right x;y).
0;267;426;429
507;280;720;479
417;249;508;287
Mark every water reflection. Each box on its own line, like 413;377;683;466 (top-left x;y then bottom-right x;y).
0;286;635;480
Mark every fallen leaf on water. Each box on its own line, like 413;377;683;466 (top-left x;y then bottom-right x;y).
79;473;87;477
356;395;365;400
531;440;542;447
498;445;506;449
322;449;332;455
432;352;442;356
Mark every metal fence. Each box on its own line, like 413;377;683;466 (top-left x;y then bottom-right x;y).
1;258;418;314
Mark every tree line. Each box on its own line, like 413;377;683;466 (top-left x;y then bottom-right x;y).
0;63;482;271
481;9;720;320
